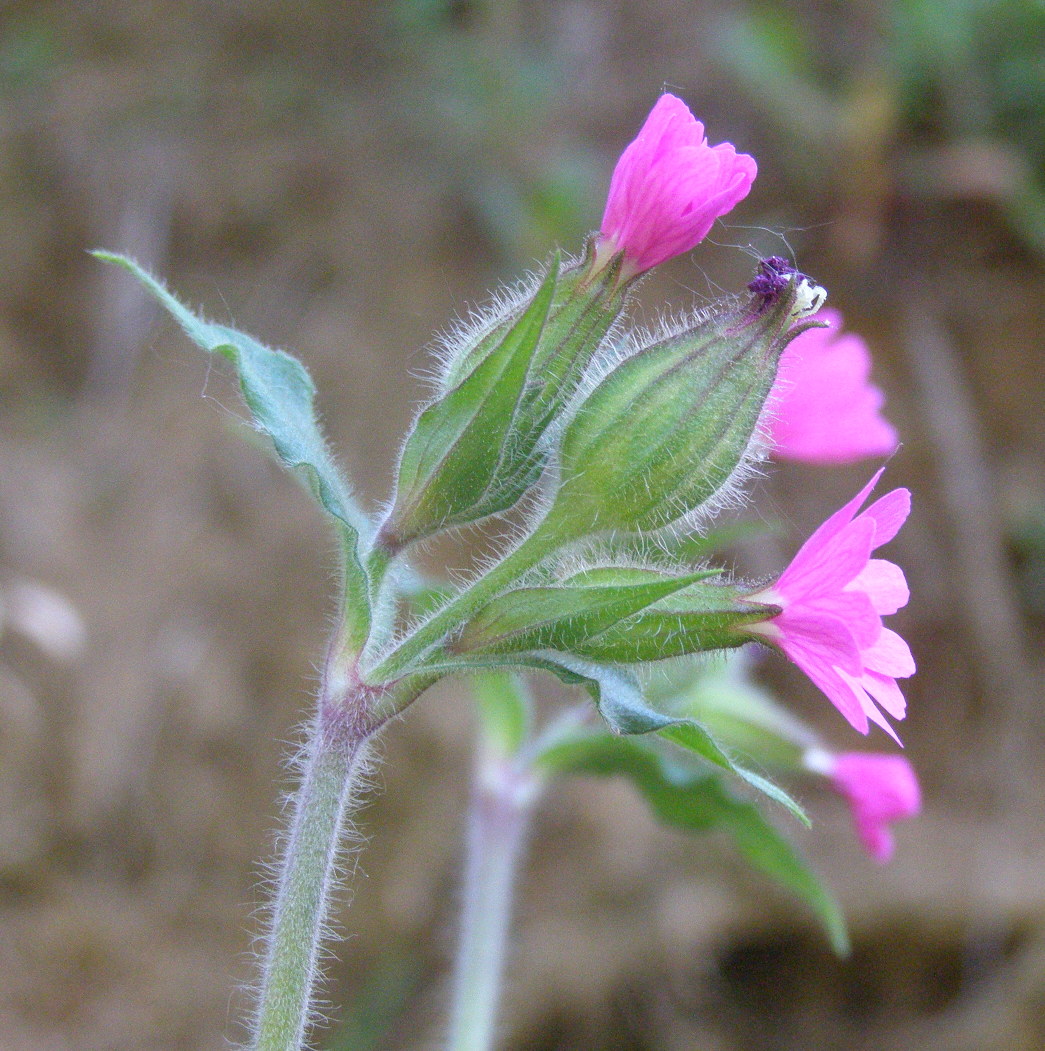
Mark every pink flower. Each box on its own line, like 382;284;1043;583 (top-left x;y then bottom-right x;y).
747;469;915;740
598;94;757;276
767;309;899;463
808;751;921;863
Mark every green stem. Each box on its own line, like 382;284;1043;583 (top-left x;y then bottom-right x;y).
251;702;373;1051
363;522;563;684
447;750;540;1051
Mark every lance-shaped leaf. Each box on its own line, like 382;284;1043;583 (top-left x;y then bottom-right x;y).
421;650;806;823
545;277;814;540
453;567;716;656
535;654;807;823
93;251;372;653
534;731;848;955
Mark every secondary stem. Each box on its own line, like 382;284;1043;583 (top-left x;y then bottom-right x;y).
446;749;540;1051
364;516;566;684
250;700;373;1051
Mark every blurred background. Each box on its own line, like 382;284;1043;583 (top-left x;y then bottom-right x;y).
1;0;1043;1048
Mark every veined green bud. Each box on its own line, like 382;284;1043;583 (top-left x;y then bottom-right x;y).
453;565;718;657
547;567;772;663
454;565;772;661
543;271;822;540
379;241;629;552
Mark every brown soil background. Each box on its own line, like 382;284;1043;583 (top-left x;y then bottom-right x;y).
1;2;1043;1048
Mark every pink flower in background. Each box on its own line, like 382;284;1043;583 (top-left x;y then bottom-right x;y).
747;469;914;740
768;308;899;463
813;751;921;863
598;93;757;276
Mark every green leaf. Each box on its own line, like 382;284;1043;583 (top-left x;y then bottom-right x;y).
536;655;807;824
471;671;531;757
455;568;716;656
660;722;808;826
425;650;805;823
387;255;560;545
670;652;818;770
93;251;372;652
535;731;848;955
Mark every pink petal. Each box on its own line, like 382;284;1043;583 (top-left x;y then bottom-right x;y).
748;472;914;739
829;753;921;863
768;311;900;465
774;609;864;676
863;628;916;678
777;516;876;601
862;671;908;720
849;558;909;615
836;669;903;743
790;468;886;561
861;488;911;548
599;94;757;274
799;589;881;648
797;657;870;734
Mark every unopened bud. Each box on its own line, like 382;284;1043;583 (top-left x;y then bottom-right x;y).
542;265;821;540
381;243;630;551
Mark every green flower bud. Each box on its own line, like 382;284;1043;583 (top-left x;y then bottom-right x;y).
453;564;770;662
379;242;629;551
543;272;821;541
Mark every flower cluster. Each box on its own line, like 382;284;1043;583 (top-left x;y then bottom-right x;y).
594;95;919;859
595;94;919;859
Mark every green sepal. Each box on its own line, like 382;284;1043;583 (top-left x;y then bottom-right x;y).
534;731;849;955
93;251;372;653
547;278;809;539
389;243;628;548
386;256;560;547
513;246;629;440
453;568;718;656
538;568;772;663
439;238;626;394
596;517;784;567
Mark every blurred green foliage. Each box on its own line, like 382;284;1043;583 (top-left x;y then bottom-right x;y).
720;0;1045;253
386;0;597;263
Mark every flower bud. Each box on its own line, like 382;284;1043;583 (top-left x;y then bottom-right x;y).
805;748;921;863
380;246;629;551
596;93;757;277
543;265;821;540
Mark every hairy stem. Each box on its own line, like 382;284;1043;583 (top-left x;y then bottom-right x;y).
250;701;373;1051
364;520;564;684
446;751;539;1051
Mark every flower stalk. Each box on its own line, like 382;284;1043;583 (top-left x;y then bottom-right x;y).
447;748;540;1051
